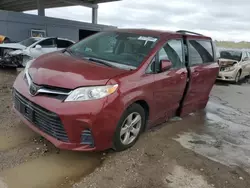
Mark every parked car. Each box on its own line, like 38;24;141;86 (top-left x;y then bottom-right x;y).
12;29;219;151
0;37;75;67
217;49;250;83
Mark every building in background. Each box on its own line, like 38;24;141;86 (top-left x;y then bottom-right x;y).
0;0;120;42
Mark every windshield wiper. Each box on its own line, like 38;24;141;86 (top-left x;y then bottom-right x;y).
64;48;74;55
88;58;116;68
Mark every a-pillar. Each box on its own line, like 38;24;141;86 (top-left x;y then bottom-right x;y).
37;0;45;16
92;6;98;24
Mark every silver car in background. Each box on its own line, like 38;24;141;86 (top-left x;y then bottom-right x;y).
0;37;75;67
217;49;250;83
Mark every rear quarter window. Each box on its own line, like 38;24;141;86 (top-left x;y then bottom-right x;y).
57;40;74;48
188;40;214;65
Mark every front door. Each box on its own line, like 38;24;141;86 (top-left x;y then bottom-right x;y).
181;38;219;116
151;39;188;123
240;51;250;77
30;38;57;58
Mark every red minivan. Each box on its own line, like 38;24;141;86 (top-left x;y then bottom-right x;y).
13;29;219;151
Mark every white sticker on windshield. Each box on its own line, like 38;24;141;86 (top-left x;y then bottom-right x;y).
138;36;157;42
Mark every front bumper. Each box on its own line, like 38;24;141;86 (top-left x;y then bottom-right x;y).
0;56;18;67
216;69;238;81
0;54;32;68
13;72;124;151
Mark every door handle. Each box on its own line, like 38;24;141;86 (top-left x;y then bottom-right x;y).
180;72;186;79
193;71;200;77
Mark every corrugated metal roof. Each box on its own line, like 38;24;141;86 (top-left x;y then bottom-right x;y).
0;0;120;12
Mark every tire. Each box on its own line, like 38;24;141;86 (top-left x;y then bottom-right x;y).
113;103;145;151
235;71;241;83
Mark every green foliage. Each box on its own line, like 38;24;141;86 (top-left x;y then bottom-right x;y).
215;40;250;49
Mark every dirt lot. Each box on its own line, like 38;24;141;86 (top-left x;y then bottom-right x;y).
0;68;250;188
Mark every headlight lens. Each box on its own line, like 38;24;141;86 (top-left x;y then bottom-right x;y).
65;84;118;102
223;66;235;72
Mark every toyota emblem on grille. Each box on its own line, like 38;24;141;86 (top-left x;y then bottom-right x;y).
29;83;39;96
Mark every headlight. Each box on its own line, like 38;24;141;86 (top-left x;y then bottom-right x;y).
223;66;235;72
65;84;118;102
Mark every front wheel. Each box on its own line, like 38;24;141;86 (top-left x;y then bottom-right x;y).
235;71;241;83
113;104;145;151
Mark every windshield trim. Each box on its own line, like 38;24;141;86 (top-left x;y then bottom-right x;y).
19;37;40;47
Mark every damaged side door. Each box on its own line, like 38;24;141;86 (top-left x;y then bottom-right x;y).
151;38;188;123
180;37;219;116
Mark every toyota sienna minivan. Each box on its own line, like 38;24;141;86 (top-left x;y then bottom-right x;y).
13;29;219;151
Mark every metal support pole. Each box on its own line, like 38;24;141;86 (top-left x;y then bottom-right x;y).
37;0;45;16
92;7;98;24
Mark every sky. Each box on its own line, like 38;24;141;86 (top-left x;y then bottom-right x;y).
25;0;250;42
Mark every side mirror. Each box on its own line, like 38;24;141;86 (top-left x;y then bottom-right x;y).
160;59;172;72
35;45;42;49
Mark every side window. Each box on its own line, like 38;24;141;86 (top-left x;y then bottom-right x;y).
146;39;184;73
188;40;214;65
158;39;183;69
38;38;55;48
146;56;156;73
57;40;74;48
241;52;247;61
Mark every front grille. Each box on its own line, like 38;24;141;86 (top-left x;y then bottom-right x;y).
13;90;69;142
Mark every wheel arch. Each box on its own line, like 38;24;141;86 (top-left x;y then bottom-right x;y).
125;98;150;131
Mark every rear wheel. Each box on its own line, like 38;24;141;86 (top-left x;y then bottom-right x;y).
113;104;145;151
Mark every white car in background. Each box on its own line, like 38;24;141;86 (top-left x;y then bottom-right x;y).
0;37;75;67
217;49;250;83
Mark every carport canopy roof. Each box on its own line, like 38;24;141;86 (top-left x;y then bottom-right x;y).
0;0;120;11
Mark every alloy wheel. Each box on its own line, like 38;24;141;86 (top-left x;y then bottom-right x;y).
235;71;241;83
120;112;142;145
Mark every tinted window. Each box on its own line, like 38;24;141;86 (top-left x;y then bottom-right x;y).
57;39;74;48
146;56;156;73
146;40;184;73
157;40;183;70
220;50;242;61
38;38;55;48
188;40;214;65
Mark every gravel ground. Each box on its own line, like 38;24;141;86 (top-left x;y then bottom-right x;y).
0;68;250;188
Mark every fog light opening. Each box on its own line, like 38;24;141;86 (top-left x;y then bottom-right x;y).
81;129;94;147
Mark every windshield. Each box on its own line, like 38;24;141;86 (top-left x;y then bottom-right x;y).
19;38;40;47
220;50;242;61
68;32;159;68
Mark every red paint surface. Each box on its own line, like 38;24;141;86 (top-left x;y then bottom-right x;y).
13;29;219;151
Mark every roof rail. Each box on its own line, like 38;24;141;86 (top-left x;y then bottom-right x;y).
176;30;203;36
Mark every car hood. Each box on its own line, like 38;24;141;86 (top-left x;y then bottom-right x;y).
28;52;129;89
218;58;239;67
0;43;26;50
